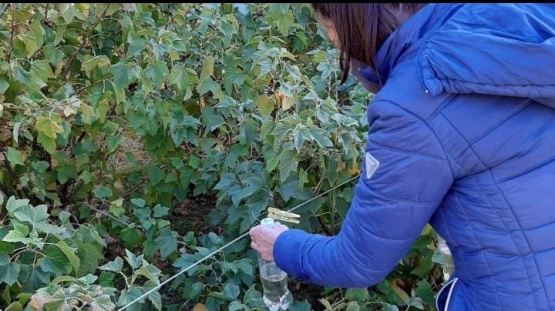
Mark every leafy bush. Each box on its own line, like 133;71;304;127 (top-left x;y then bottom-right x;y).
0;3;444;310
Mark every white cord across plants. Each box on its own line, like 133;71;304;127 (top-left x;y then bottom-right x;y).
117;174;360;310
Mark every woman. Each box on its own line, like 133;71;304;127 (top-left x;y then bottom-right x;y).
249;3;555;311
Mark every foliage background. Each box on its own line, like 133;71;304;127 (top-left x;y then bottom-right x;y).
0;3;447;310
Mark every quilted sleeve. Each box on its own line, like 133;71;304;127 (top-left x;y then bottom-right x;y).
273;99;454;287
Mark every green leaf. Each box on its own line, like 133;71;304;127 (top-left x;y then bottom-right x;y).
13;203;48;224
255;95;275;117
0;242;14;255
30;19;44;51
154;228;177;260
200;55;214;81
126;32;148;58
36;116;63;139
35;222;66;236
228;301;248;311
346;302;361;311
56;165;77;185
106;135;122;154
345;288;368;302
0;75;9;94
98;271;114;288
82;55;111;71
130;198;145;208
223;283;240;299
112;80;126;105
50;275;77;285
0;261;20;286
117;286;145;309
415;280;435;306
197;77;224;101
37;131;56;154
153;204;169;218
31;60;55;81
144;280;162;311
90;295;116;311
43;45;65;66
42;298;69;311
20;266;50;293
93;186;113;199
137;264;161;285
120;227;141;250
277;150;297;183
6;147;25;168
411;256;435;278
11;63;33;85
238;258;253;276
0;254;7;265
389;279;411;305
53;24;67;45
6;302;23;311
124;249;142;269
96;99;110;123
6;196;30;213
60;3;78;23
76;241;104;276
99;257;124;273
40;245;71;275
56;241;80;274
294;126;311;153
148;165;164;185
167;65;198;91
20;34;38;58
309;128;333;148
112;61;133;88
3;223;30;243
145;60;169;89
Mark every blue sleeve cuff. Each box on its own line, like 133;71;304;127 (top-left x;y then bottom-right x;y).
273;228;330;281
273;229;308;279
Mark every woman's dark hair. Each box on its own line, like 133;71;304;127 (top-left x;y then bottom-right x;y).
311;3;426;84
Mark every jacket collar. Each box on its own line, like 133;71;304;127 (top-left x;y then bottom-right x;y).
358;3;459;87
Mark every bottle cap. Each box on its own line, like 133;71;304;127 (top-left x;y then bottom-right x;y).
260;217;274;227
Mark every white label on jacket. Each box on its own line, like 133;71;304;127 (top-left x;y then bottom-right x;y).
365;152;380;179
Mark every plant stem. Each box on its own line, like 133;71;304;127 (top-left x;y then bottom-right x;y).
62;4;110;80
6;3;15;63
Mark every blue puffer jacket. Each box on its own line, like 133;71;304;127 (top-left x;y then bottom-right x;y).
274;3;555;310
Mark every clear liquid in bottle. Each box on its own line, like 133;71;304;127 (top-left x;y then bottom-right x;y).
257;218;293;310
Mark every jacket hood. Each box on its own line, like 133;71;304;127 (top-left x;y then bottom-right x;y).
360;4;555;109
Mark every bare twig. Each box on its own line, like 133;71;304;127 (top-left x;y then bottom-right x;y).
43;3;49;21
79;202;132;227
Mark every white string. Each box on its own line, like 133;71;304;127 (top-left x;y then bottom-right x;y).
117;174;360;310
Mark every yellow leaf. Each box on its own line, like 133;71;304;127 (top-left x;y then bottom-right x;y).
279;94;292;111
348;162;360;176
255;95;275;117
35;116;63;139
336;158;346;172
389;279;411;305
192;303;207;311
111;198;124;207
63;106;76;117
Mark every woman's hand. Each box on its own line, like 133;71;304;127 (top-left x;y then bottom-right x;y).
249;221;289;261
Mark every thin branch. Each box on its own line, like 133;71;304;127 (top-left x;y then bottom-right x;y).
6;3;15;62
79;202;132;227
0;3;9;20
316;214;332;236
43;3;49;21
62;4;110;80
